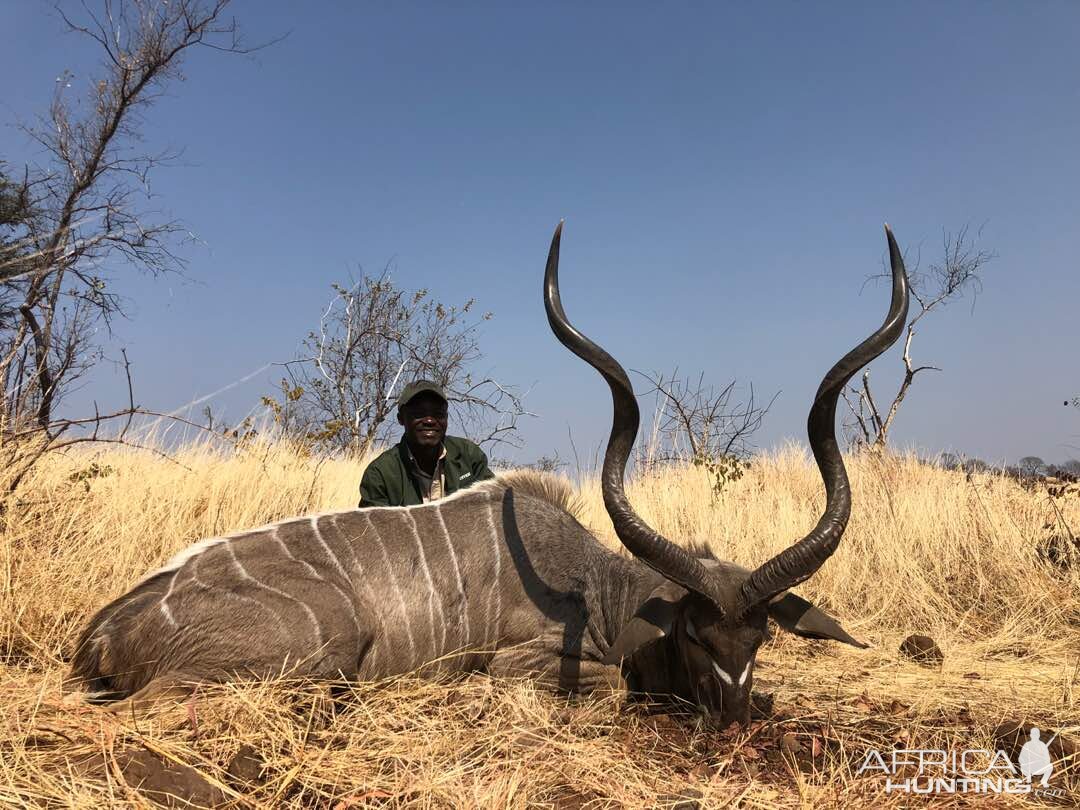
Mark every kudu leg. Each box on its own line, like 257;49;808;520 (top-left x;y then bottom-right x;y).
105;672;195;716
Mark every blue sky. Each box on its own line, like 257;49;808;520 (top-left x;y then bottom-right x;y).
3;1;1078;465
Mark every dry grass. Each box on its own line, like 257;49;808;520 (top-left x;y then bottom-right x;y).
1;438;1078;807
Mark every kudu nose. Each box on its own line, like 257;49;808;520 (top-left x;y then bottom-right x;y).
710;707;751;729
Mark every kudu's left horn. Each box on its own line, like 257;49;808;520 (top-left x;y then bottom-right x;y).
543;222;728;612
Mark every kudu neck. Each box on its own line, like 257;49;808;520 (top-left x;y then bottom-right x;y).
596;559;672;652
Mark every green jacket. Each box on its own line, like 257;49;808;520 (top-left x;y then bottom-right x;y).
358;435;495;508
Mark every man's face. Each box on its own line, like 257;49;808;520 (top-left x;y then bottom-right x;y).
398;392;448;450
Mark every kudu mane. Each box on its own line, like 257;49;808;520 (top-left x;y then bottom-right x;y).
483;469;588;524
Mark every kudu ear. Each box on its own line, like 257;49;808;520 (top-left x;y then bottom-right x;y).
601;580;687;665
768;592;868;649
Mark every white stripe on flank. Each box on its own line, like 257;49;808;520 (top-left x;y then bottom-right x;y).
272;526;323;580
310;516;352;585
434;503;470;647
158;569;180;628
139;536;227;585
406;512;445;657
330;513;384;675
326;515;362;578
306;515;365;638
364;512;416;664
226;543;323;644
332;581;365;639
484;501;502;646
191;554;291;637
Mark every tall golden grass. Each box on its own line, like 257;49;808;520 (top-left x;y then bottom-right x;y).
1;438;1077;807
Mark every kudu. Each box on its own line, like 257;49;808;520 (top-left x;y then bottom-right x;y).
71;223;908;726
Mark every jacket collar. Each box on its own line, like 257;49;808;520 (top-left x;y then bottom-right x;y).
397;436;456;470
403;439;446;467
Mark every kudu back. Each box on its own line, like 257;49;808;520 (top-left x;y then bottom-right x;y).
71;223;909;725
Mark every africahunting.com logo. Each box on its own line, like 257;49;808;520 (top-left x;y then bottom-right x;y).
858;727;1067;798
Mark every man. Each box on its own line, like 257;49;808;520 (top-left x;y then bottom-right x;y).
358;379;494;507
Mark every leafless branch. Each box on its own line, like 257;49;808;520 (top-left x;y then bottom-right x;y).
844;224;994;450
638;367;776;467
1;1;267;484
268;271;527;456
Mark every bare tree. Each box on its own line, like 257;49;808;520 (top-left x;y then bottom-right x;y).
843;224;995;451
639;369;776;496
0;1;260;494
1018;456;1047;477
270;270;527;457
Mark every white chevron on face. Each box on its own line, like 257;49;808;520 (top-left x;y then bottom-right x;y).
712;658;752;689
712;661;733;687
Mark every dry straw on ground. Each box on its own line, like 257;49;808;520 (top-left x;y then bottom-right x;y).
1;438;1077;807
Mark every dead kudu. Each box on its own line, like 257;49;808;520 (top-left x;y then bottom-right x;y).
70;223;909;726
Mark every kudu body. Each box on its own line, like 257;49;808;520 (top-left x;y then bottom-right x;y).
72;224;909;725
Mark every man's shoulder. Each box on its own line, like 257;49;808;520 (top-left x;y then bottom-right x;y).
364;442;406;476
443;435;485;459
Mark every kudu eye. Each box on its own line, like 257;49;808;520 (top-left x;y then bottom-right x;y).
685;618;706;648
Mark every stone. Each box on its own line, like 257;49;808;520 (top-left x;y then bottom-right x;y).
780;731;803;755
899;634;944;667
225;744;265;787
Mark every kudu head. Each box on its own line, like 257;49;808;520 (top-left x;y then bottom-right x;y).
543;222;909;727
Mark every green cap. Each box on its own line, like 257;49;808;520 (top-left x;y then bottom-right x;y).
397;379;448;408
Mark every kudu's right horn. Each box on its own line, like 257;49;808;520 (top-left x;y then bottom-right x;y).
735;225;909;617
